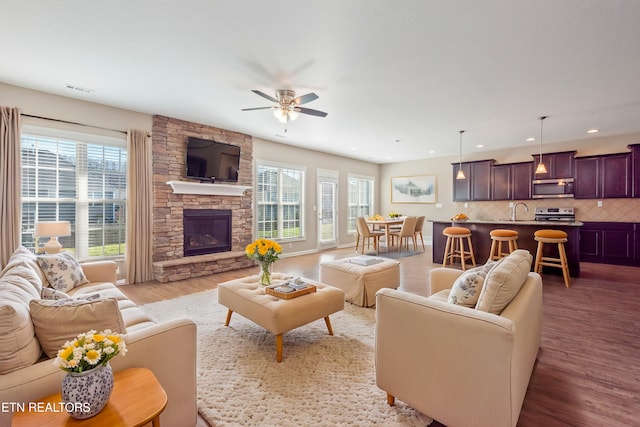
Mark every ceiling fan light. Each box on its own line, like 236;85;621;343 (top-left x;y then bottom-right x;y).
288;109;299;121
273;108;288;123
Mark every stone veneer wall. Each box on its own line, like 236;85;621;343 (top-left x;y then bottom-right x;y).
151;115;255;282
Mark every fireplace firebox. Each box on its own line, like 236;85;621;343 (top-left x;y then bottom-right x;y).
183;209;232;256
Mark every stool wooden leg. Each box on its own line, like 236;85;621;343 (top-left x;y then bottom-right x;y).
443;237;452;267
467;236;476;267
558;243;571;288
535;242;544;274
489;239;498;261
355;233;360;252
459;238;467;270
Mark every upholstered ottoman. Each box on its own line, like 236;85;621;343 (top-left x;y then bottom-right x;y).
319;257;400;307
217;273;344;362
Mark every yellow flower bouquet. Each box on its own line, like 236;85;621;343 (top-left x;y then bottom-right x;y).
53;329;127;373
245;238;282;285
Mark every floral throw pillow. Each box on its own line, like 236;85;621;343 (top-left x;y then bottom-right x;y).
37;252;88;293
41;287;70;300
447;261;498;307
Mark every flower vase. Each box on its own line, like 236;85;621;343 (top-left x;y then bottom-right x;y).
260;262;272;285
62;362;114;419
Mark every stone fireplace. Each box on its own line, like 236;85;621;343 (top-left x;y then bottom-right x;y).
151;115;255;282
183;209;232;256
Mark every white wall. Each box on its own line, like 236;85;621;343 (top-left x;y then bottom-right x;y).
252;137;379;254
0;82;152;136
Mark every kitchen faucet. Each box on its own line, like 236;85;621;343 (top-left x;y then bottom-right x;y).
510;202;529;221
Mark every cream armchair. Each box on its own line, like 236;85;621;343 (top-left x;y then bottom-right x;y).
375;267;542;427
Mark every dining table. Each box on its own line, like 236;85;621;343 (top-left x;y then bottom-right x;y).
365;217;405;252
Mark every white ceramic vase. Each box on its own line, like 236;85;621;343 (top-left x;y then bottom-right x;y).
61;362;114;419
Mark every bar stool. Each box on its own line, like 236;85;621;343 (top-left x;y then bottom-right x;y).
442;226;476;270
489;229;519;261
534;229;570;288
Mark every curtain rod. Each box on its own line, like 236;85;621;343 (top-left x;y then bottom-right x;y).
21;113;150;137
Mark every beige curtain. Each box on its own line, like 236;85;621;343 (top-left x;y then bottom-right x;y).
0;107;22;268
125;129;154;284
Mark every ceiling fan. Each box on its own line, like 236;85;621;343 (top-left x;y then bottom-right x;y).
242;89;328;123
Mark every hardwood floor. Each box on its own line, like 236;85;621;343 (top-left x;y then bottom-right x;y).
119;246;640;427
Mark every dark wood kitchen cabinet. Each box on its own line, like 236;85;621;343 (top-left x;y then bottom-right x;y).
452;160;493;201
574;153;631;199
491;162;533;200
628;144;640;197
531;151;575;179
580;222;636;265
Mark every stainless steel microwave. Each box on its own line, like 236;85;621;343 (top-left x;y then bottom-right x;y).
532;178;574;198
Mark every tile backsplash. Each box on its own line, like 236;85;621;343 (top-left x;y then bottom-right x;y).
456;198;640;223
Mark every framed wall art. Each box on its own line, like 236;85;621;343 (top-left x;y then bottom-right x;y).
390;175;437;203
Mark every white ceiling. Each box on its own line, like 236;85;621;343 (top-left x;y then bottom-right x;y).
2;1;640;164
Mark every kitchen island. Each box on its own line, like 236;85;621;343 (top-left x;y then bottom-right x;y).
431;219;583;277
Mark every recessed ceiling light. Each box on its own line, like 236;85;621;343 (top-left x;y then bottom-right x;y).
526;137;536;142
351;147;357;150
587;129;599;134
476;144;484;148
428;150;435;154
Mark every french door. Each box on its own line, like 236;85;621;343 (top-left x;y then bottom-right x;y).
317;169;338;250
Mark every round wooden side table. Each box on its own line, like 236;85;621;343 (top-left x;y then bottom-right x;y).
11;367;167;427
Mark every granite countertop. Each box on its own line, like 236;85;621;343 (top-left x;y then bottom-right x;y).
430;218;584;226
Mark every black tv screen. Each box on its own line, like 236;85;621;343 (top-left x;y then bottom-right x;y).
185;137;240;182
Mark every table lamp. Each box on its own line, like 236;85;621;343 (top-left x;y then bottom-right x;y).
34;221;71;254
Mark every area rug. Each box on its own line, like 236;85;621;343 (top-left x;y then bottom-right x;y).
141;289;432;427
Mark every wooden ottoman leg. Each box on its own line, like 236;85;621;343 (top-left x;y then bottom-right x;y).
276;334;283;363
387;392;395;406
224;309;233;326
324;316;334;336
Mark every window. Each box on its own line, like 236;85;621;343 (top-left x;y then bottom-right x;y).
347;175;375;233
256;162;305;240
20;127;127;260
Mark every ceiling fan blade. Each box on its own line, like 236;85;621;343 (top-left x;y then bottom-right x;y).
241;106;274;111
297;107;328;117
251;90;279;103
293;92;319;105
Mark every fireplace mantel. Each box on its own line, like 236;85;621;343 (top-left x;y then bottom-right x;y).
166;180;251;196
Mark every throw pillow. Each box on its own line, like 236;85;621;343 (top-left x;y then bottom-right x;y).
475;249;533;314
30;297;126;358
41;287;71;300
447;261;497;307
37;252;89;292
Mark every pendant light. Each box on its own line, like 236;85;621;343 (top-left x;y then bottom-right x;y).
456;130;466;180
535;116;548;174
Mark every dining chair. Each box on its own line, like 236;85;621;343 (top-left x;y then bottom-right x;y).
356;216;385;254
390;216;418;253
414;216;426;251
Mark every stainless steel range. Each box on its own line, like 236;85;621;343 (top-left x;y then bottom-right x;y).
534;207;576;222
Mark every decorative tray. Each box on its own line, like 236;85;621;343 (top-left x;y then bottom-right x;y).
266;282;317;299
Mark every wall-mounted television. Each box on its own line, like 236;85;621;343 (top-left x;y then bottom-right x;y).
185;137;240;183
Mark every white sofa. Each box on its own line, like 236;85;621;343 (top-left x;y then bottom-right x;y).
375;255;543;427
0;247;197;427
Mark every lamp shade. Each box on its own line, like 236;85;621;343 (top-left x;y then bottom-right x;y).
34;221;71;238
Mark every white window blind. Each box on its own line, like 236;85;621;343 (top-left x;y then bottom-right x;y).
21;128;127;260
347;175;374;233
256;162;304;240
